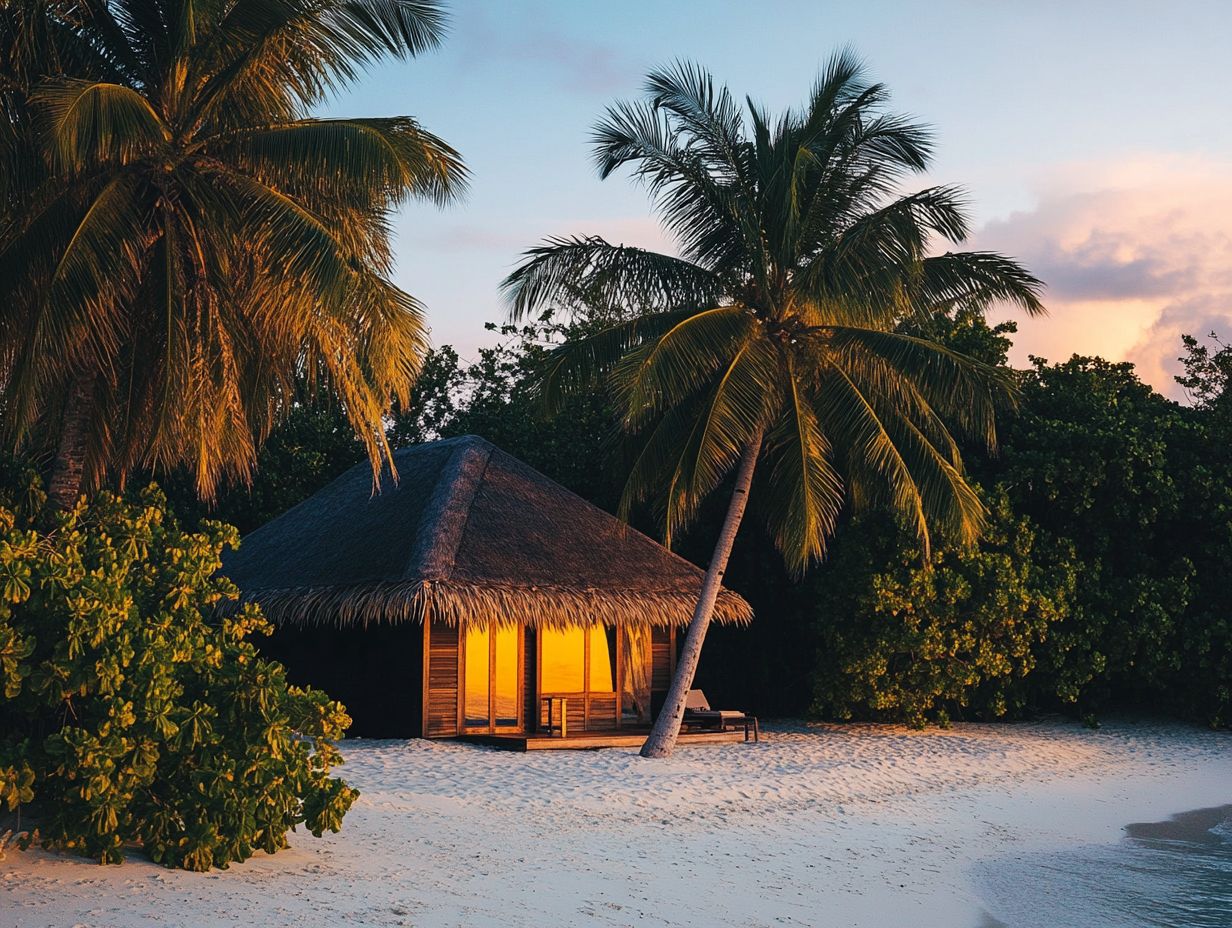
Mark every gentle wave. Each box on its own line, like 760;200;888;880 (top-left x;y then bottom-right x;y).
974;805;1232;928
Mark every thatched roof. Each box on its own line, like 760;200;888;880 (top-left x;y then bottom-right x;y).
221;435;753;629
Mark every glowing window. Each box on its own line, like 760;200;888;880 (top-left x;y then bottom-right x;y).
588;625;616;693
463;625;489;728
540;624;617;694
540;626;585;692
493;625;519;727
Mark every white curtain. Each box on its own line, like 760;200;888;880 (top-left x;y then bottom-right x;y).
621;624;652;723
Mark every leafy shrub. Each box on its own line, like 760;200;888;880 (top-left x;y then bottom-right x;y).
993;357;1195;708
810;495;1077;728
0;473;356;870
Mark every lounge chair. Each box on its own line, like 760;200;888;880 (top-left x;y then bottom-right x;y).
682;689;759;741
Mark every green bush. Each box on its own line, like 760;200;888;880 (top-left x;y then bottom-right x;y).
993;357;1195;709
810;495;1077;728
0;474;356;870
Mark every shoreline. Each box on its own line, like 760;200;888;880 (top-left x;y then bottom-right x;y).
1125;803;1232;846
1;719;1228;928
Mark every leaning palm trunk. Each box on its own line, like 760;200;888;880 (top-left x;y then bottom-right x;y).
46;376;93;510
641;434;762;758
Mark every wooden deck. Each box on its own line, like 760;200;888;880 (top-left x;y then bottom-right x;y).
460;728;751;751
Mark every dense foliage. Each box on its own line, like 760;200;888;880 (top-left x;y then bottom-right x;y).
160;392;365;535
0;471;356;869
809;494;1077;727
415;322;625;510
167;315;1232;730
992;353;1232;724
793;336;1231;728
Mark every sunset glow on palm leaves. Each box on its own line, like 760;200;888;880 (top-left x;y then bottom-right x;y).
0;0;466;503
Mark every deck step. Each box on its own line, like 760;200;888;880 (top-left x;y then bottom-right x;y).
460;729;750;751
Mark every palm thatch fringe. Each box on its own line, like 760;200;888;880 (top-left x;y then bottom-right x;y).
228;579;753;630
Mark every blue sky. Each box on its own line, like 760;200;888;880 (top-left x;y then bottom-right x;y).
324;0;1232;394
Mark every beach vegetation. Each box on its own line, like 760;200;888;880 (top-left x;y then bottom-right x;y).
0;469;354;870
809;492;1077;728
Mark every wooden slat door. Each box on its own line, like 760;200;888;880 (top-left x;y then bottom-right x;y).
424;621;459;737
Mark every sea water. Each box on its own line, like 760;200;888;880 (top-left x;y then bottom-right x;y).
973;805;1232;927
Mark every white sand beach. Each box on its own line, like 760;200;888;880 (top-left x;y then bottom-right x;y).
2;719;1228;928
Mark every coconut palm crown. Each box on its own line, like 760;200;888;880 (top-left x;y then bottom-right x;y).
505;53;1044;575
0;0;466;505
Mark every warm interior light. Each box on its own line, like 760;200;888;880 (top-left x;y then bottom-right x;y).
589;625;616;693
540;624;617;694
463;625;490;727
493;625;519;727
540;626;585;692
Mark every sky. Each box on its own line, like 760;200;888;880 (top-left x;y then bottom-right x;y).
323;0;1232;398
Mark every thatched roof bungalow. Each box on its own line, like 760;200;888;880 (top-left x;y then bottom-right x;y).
223;435;752;740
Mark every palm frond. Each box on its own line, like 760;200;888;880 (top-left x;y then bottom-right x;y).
609;306;753;428
619;338;777;545
676;336;780;507
43;173;151;364
617;395;706;526
534;308;697;413
919;251;1046;316
817;357;931;553
323;0;448;59
820;354;988;556
34;78;167;170
590;99;752;275
195;0;448;120
818;325;1015;448
503;236;721;320
213;116;467;208
644;60;747;181
758;356;844;573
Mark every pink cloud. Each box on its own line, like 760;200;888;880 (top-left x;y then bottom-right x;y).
972;156;1232;398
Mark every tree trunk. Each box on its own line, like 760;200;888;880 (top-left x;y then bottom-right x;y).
46;377;94;510
640;432;762;759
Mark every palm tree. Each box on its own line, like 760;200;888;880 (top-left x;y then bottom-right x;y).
0;0;466;508
503;54;1045;758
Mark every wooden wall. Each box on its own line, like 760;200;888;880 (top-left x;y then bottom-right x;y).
424;620;460;737
588;694;617;729
651;625;675;689
650;625;676;720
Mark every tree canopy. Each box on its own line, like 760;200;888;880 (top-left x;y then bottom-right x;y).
0;0;466;505
505;54;1044;574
